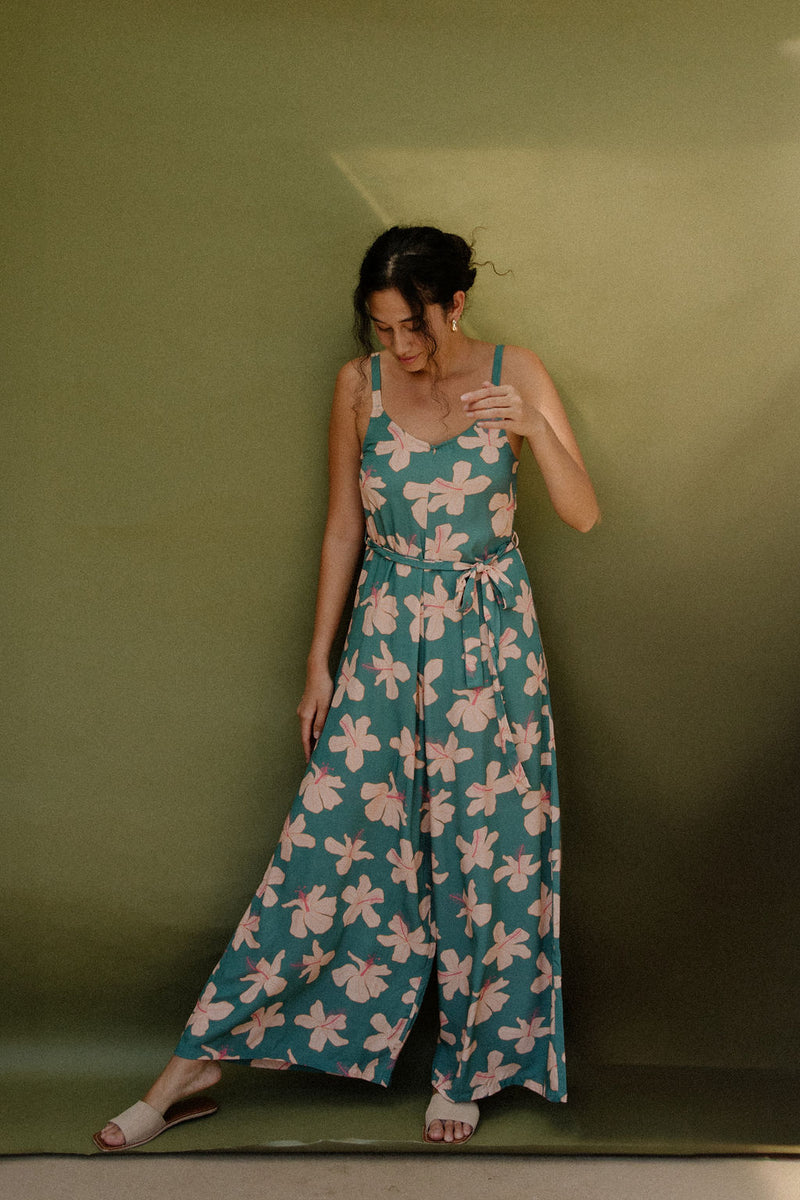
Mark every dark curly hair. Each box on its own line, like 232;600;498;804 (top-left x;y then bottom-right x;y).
353;225;478;361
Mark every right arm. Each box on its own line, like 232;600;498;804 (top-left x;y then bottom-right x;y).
297;360;366;762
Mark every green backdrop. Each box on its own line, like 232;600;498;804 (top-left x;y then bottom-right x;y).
2;0;798;1155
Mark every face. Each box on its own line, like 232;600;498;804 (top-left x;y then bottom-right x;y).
367;288;457;372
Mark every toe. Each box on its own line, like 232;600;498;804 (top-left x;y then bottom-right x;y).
98;1122;125;1148
427;1118;444;1142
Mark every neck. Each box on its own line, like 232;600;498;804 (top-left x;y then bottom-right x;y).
421;332;473;381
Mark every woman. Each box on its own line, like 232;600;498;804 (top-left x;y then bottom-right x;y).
95;225;599;1151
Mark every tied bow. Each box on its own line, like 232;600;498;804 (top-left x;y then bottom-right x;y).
454;552;516;687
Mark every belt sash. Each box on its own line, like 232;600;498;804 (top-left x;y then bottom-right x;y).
365;535;519;689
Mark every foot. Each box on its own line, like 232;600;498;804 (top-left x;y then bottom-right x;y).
424;1093;479;1145
97;1057;221;1150
425;1116;473;1144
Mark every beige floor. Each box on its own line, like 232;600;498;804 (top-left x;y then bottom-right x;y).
1;1155;799;1200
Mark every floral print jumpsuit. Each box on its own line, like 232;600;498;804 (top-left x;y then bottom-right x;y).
175;346;566;1104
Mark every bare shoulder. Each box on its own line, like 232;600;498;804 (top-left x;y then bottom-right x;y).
331;356;372;444
499;344;554;391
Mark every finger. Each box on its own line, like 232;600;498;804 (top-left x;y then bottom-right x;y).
461;382;502;402
299;710;314;762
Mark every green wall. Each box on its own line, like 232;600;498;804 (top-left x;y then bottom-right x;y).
4;0;799;1086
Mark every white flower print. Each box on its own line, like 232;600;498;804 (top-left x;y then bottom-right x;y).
377;913;433;963
362;774;407;829
521;785;553;836
466;977;511;1026
447;686;497;732
499;715;541;763
364;1012;408;1057
375;421;427;470
528;882;554;936
424;523;470;560
338;1059;380;1081
457;1029;477;1067
439;1011;457;1045
386;531;421;559
465;761;515;817
256;862;286;908
549;847;562;873
232;904;260;950
419;577;461;641
401;479;430;527
359;467;387;512
512;579;536;637
332;651;364;707
425;732;473;781
498;1013;551;1055
341;874;385;927
390;727;423;780
457;426;505;463
328;714;381;772
294;1000;348;1051
428;462;492;515
493;849;541;893
431;851;449;884
231;1002;285;1050
278;814;315;863
386;839;424;893
548;1041;560;1092
455;878;492;936
470;1051;521;1098
481;922;532;969
420;788;456;836
404;593;424;643
432;1069;453;1094
185;983;234;1037
488;487;515;537
531;951;561;995
282;884;337;939
455;825;499;873
401;977;423;1008
524;651;548;697
415;658;443;717
324;832;374;875
367;640;411;699
239;950;287;1003
496;627;521;670
299;939;335;984
200;1046;240;1062
361;584;398;637
299;763;346;813
332;952;392;1003
437;948;473;1000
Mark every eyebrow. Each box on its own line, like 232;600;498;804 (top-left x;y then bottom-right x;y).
368;313;416;325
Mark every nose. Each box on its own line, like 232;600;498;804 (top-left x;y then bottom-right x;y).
394;329;415;356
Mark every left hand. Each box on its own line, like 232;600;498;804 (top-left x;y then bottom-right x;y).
461;382;547;441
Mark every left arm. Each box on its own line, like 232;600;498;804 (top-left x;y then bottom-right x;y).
462;345;601;532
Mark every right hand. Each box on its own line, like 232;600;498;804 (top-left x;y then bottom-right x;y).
297;668;334;763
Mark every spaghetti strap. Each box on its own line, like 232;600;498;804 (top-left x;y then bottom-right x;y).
491;343;505;386
370;353;383;417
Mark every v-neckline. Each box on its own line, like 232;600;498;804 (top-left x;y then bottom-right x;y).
372;347;500;451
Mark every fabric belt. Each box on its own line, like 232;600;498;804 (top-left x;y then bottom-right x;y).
365;535;520;688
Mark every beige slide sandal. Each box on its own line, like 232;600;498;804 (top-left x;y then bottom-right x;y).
92;1096;218;1151
422;1092;480;1145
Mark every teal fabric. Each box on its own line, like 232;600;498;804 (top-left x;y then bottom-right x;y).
175;345;566;1104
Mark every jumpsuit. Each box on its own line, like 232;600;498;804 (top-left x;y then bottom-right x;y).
175;346;567;1103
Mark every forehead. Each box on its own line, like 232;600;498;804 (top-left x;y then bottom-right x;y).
367;289;417;323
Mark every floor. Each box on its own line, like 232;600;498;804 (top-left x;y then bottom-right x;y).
2;1154;799;1200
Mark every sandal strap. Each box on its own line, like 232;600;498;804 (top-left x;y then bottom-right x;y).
111;1100;166;1145
425;1093;479;1128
